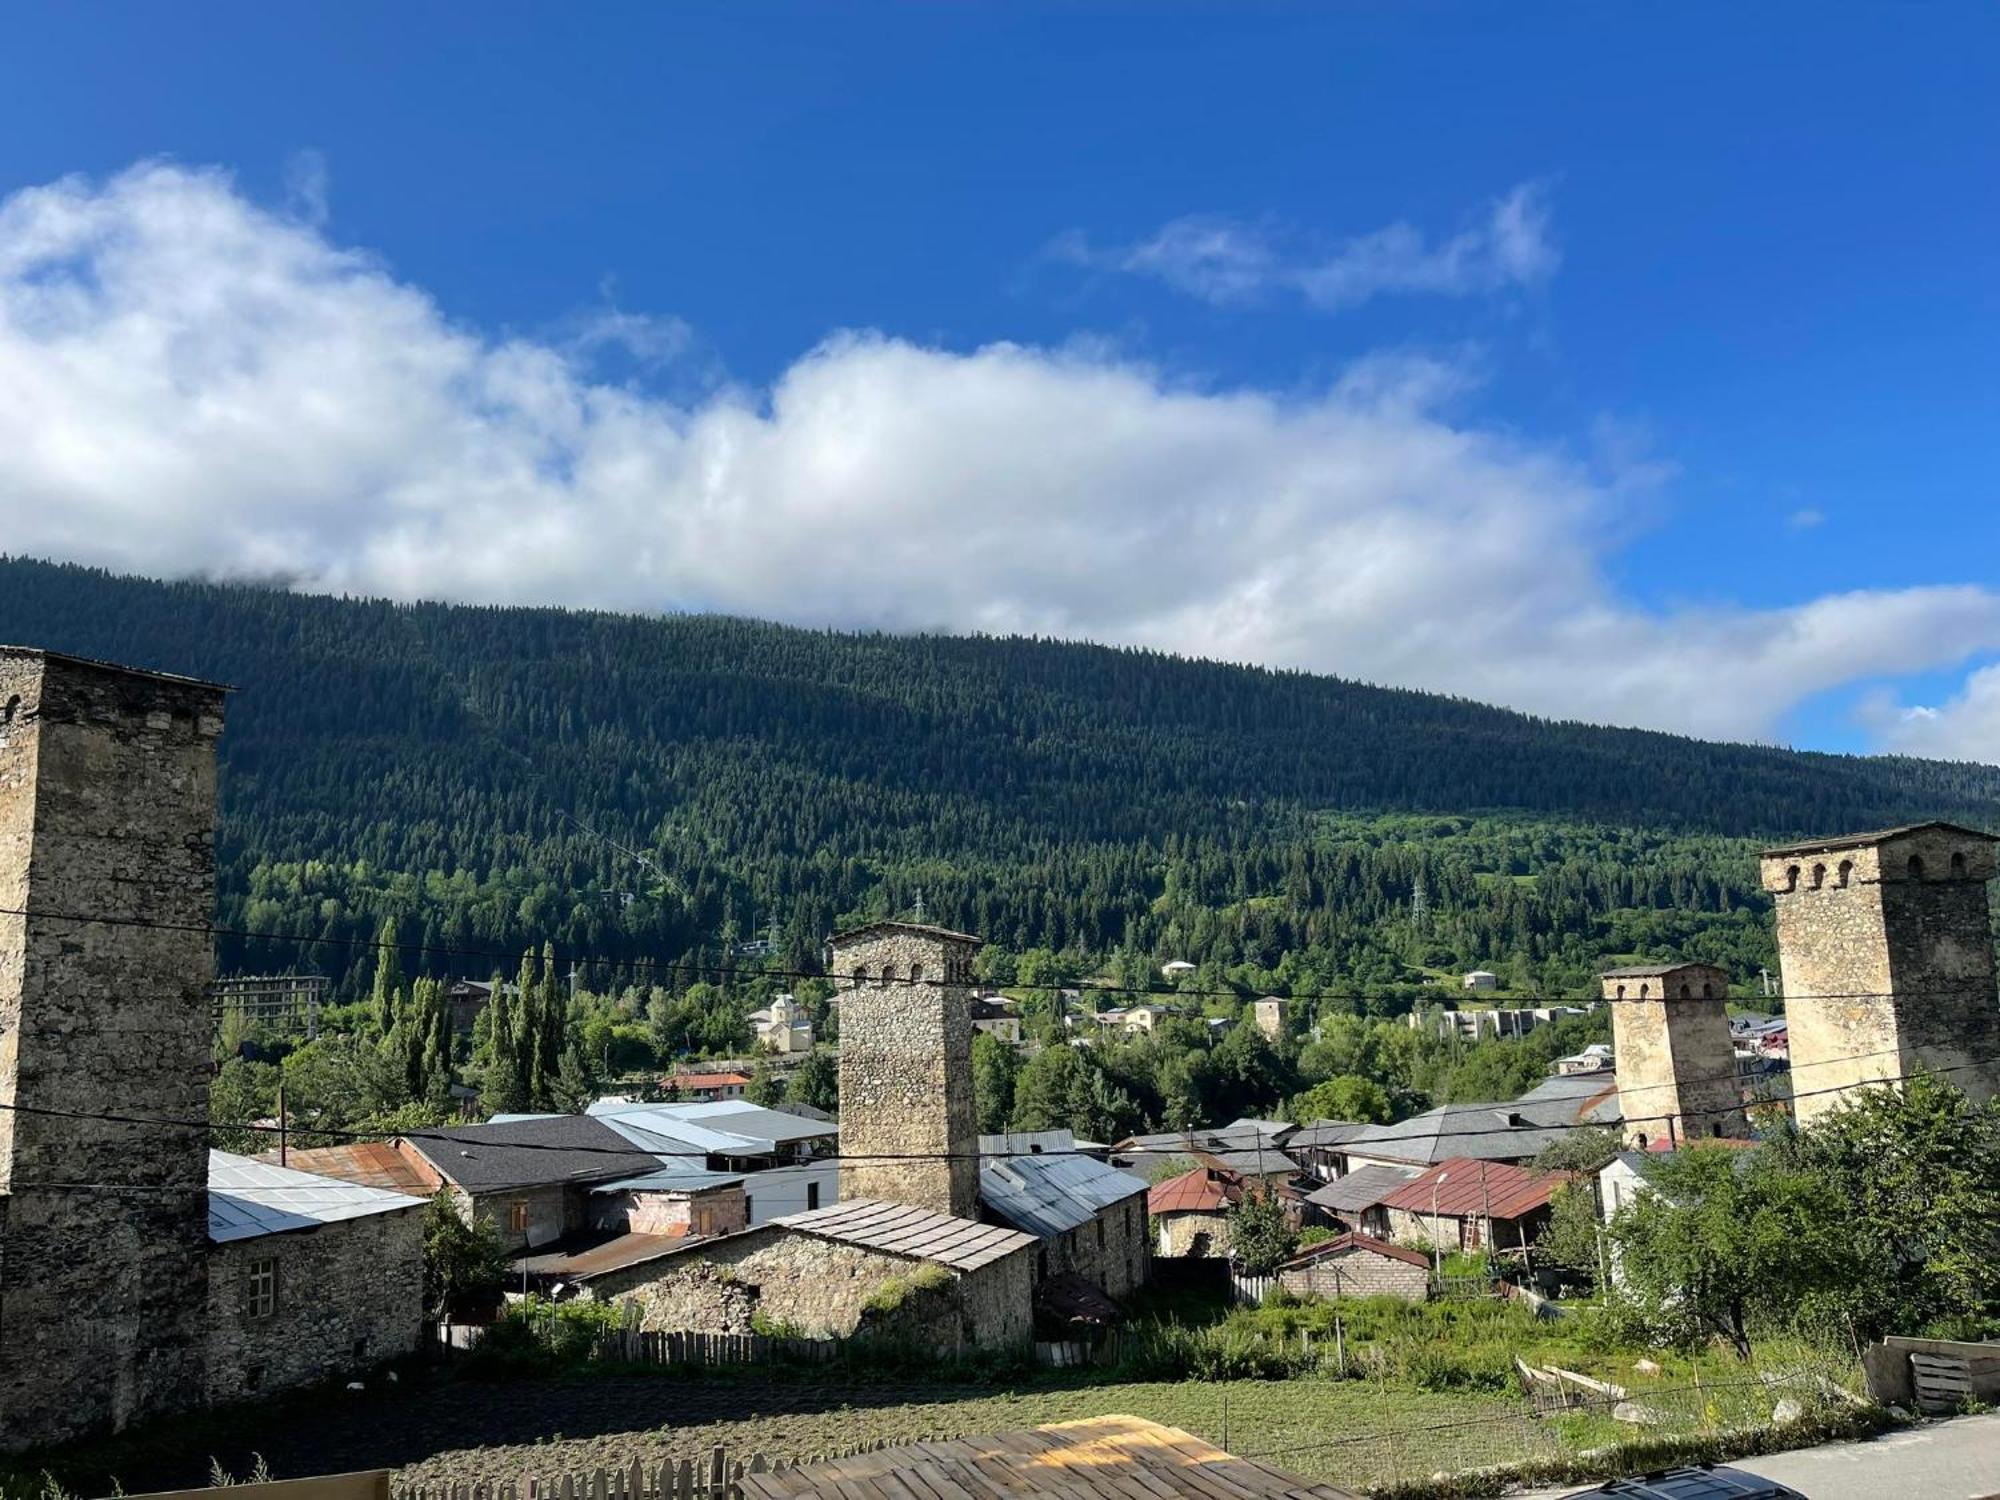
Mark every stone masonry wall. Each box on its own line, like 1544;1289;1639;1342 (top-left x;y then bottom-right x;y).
591;1227;1033;1354
1762;827;2000;1125
0;650;226;1452
1040;1193;1150;1300
831;927;980;1218
1156;1209;1230;1258
1605;965;1746;1147
206;1208;424;1406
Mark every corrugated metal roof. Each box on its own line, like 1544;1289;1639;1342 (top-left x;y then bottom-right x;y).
830;919;983;946
1287;1119;1372;1149
588;1099;836;1156
513;1231;695;1279
1304;1163;1422;1214
588;1167;746;1193
1283;1232;1430;1270
979;1149;1146;1238
1147;1166;1234;1216
208;1150;424;1243
1339;1073;1621;1166
256;1141;435;1196
1377;1157;1567;1221
777;1198;1034;1272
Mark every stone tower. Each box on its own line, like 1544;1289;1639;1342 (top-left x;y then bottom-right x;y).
1759;822;2000;1127
1601;963;1748;1148
0;648;228;1451
829;920;981;1218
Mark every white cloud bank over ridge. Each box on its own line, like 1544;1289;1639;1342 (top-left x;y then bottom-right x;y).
1053;183;1560;310
1;163;1997;756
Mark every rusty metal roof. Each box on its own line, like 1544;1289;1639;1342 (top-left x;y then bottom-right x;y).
777;1198;1034;1272
735;1415;1360;1500
257;1141;436;1197
1379;1157;1567;1221
1146;1165;1235;1216
1282;1232;1431;1270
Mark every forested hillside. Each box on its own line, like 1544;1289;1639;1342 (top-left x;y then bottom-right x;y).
4;555;1995;1002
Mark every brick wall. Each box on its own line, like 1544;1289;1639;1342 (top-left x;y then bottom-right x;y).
206;1209;424;1405
1279;1249;1427;1301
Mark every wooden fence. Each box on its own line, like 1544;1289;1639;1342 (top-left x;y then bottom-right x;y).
395;1450;789;1500
590;1327;840;1367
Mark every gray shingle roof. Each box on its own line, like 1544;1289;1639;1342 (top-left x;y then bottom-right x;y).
401;1115;640;1192
777;1198;1034;1271
208;1150;424;1243
1287;1120;1372;1150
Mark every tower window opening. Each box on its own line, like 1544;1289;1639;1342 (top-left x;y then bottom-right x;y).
1786;865;1801;891
1838;860;1853;887
1639;984;1651;999
1811;864;1826;889
1;695;18;724
1677;984;1691;999
1701;983;1715;999
1951;852;1967;878
1908;855;1925;881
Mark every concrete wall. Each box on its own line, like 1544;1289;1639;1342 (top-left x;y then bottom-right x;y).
740;1160;837;1224
831;927;980;1218
206;1209;424;1406
1279;1250;1427;1301
1605;965;1748;1148
0;651;226;1451
591;1227;1033;1355
1861;1335;2000;1408
1762;828;2000;1125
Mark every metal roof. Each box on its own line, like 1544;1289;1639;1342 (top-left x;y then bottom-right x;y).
735;1415;1360;1500
776;1198;1034;1272
1304;1163;1422;1214
208;1150;425;1243
1378;1157;1567;1221
979;1144;1147;1239
587;1099;835;1157
588;1167;746;1194
255;1141;434;1196
513;1231;693;1280
1760;820;1997;857
399;1115;641;1192
1338;1073;1620;1166
1147;1166;1234;1216
1282;1232;1431;1271
1285;1119;1372;1149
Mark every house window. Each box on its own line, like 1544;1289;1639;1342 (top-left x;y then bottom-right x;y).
806;1182;820;1211
247;1256;278;1319
744;1195;754;1222
508;1201;529;1234
1096;1217;1106;1249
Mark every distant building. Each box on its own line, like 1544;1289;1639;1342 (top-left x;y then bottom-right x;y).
1552;1042;1615;1076
1301;1163;1421;1239
1252;996;1289;1040
748;993;814;1054
1412;1006;1567;1042
667;1069;753;1101
1277;1234;1430;1302
1377;1157;1567;1255
972;994;1023;1045
1160;960;1197;979
1462;970;1500;992
1332;1071;1621;1174
210;974;328;1038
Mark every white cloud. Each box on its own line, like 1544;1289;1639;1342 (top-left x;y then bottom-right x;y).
1788;507;1826;530
1056;184;1559;312
1876;665;2000;761
3;162;1999;751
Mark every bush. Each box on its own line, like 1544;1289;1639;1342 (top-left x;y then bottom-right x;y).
463;1295;625;1375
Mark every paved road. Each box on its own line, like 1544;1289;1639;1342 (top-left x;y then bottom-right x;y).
1524;1412;2000;1498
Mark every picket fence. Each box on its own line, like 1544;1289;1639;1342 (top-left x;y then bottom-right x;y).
395;1449;789;1500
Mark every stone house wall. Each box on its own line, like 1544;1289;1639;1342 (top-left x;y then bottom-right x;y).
1155;1209;1229;1258
590;1227;1033;1355
831;926;980;1218
205;1208;424;1405
1762;828;2000;1124
1279;1249;1427;1301
1035;1193;1150;1299
0;651;226;1452
1384;1206;1545;1253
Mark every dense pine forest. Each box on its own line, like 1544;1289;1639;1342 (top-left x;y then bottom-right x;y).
5;555;1997;1011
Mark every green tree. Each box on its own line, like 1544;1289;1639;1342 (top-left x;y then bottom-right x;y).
788;1049;840;1113
1288;1074;1392;1125
210;1057;282;1153
1611;1144;1848;1358
971;1031;1019;1134
422;1190;510;1322
1532;1125;1624;1176
1010;1045;1086;1133
746;1059;785;1107
1226;1185;1298;1274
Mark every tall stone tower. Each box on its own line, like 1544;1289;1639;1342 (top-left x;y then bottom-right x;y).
1759;822;2000;1127
829;920;981;1219
0;648;228;1450
1601;963;1748;1148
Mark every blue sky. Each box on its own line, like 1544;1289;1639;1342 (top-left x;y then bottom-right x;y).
1;5;1996;756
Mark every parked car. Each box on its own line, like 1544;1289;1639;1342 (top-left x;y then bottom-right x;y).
1561;1467;1808;1499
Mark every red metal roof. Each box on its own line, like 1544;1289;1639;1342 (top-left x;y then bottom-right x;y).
1378;1157;1566;1221
1147;1166;1234;1215
1282;1232;1430;1270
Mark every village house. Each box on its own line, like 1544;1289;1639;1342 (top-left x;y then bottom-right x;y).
1146;1161;1303;1258
667;1069;754;1101
1286;1119;1372;1183
586;1097;838;1223
1462;970;1500;992
1112;1118;1301;1187
1332;1071;1620;1175
1553;1042;1615;1076
1252;995;1289;1039
1302;1162;1421;1239
1377;1157;1567;1256
1276;1233;1430;1301
971;993;1023;1044
977;1129;1150;1301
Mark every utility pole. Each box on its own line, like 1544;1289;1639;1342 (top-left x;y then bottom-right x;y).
277;1078;288;1167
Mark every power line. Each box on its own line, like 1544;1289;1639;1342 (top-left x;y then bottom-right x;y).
2;899;1982;1009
